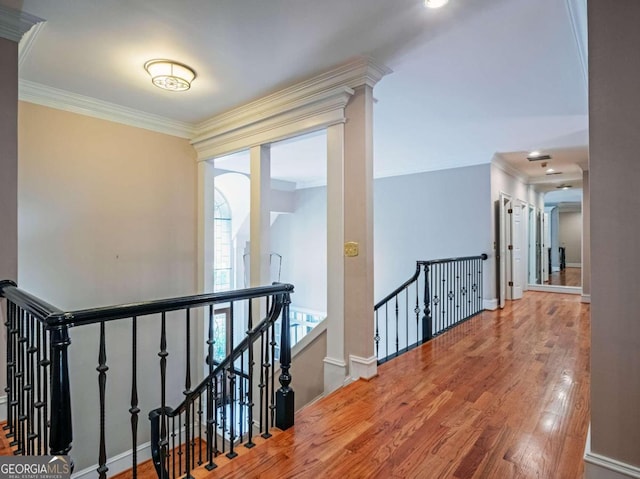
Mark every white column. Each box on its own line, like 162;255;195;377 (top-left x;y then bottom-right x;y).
197;160;216;294
343;85;377;381
324;122;347;393
250;145;271;287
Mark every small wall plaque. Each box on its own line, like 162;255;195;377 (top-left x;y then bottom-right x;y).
344;241;359;257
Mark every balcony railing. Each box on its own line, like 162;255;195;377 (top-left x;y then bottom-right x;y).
0;280;294;478
374;254;487;364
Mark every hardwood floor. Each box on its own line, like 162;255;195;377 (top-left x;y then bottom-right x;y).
0;292;590;479
546;267;582;287
203;292;590;479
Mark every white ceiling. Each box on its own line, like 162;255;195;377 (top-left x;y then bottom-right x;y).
5;0;588;186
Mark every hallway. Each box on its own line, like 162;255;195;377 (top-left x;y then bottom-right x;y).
203;292;590;478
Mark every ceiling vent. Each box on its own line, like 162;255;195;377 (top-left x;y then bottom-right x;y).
527;154;552;161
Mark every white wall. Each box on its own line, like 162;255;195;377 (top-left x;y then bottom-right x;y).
559;210;582;265
374;164;492;302
270;187;327;313
271;164;494;311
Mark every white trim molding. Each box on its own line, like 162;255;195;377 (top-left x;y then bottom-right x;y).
585;440;640;479
0;394;6;421
565;0;588;89
527;284;582;295
581;294;591;303
18;20;45;67
348;354;377;381
72;440;152;479
0;4;44;43
567;262;582;268
323;356;348;395
19;80;196;139
191;56;392;160
483;298;498;311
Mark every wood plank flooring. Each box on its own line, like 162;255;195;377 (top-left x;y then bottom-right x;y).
1;292;590;479
546;267;582;287
203;292;590;479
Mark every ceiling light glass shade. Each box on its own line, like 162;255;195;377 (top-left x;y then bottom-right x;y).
144;60;196;92
425;0;449;8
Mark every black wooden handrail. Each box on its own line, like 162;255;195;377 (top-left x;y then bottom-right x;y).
374;254;487;310
166;296;283;418
0;281;293;327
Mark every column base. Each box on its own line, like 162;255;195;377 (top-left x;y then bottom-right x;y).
348;355;377;381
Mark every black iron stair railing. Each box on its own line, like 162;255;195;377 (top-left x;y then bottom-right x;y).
374;254;487;364
0;280;295;479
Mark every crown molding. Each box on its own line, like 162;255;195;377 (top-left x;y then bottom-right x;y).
192;87;354;160
565;0;588;89
18;20;45;67
492;154;529;184
0;4;44;43
19;79;196;138
191;56;392;159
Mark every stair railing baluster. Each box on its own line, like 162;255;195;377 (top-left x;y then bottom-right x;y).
226;363;237;459
95;321;108;478
394;295;399;356
35;319;42;455
130;316;139;479
3;299;13;436
159;312;169;478
258;331;265;436
269;312;276;429
197;395;203;466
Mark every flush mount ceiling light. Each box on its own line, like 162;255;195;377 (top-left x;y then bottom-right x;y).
527;150;552;161
557;184;572;190
424;0;449;8
144;59;196;92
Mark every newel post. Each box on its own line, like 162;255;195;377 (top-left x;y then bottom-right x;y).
275;292;294;430
422;264;433;342
49;316;73;462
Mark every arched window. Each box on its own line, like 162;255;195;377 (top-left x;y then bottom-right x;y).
214;188;232;292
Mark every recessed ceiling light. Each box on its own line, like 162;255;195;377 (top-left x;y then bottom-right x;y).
546;168;555;173
144;59;196;92
529;150;541;157
424;0;449;8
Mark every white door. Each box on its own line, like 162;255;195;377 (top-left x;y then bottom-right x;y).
528;205;537;284
511;202;524;299
542;212;550;282
498;193;512;308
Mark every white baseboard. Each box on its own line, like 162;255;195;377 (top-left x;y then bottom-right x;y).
567;262;582;268
323;356;347;395
348;355;377;381
72;440;152;479
483;299;498;310
581;294;591;304
527;284;582;295
585;436;640;479
0;395;6;421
